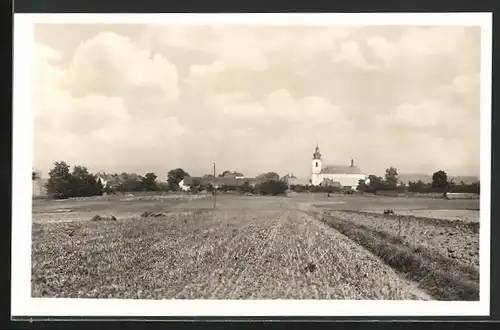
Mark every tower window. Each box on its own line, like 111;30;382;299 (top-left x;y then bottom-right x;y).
315;162;318;167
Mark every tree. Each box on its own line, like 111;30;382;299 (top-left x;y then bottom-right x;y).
408;180;427;193
256;180;288;196
88;175;104;196
167;168;190;191
69;165;103;197
70;165;91;197
256;172;280;181
141;172;158;191
362;174;385;193
432;170;449;192
115;172;143;192
356;179;368;192
384;167;399;189
238;180;254;194
45;161;73;199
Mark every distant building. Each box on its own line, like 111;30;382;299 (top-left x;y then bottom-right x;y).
311;144;367;189
179;179;191;192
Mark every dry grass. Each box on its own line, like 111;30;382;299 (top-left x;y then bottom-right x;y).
32;198;431;300
329;210;479;266
318;211;479;301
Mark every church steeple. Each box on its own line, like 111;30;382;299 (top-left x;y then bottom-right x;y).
313;143;322;160
350;157;354;167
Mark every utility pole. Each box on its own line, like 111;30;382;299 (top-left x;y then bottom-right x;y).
213;162;216;209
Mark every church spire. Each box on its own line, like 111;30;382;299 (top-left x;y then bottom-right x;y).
350;157;354;167
313;144;322;160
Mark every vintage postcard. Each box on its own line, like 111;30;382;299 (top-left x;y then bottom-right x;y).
12;13;492;317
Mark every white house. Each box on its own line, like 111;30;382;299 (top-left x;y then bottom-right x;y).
311;144;367;190
178;179;191;192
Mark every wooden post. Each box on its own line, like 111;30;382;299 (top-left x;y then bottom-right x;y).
213;162;216;209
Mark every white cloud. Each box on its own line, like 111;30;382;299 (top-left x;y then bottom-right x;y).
204;88;349;128
332;41;375;70
144;25;358;69
66;31;179;102
440;73;479;96
185;61;227;92
367;27;469;68
33;25;481;177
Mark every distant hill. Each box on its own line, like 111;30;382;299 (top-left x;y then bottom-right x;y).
398;173;479;185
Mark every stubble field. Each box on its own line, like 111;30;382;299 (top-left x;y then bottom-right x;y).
31;193;480;300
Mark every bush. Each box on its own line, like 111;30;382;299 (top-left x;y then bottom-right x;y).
218;184;238;192
238;181;255;194
290;184;309;193
256;180;288;196
308;185;341;193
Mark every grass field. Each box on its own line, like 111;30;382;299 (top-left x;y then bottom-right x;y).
31;193;479;300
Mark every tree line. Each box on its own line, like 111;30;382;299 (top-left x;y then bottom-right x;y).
35;161;479;199
356;168;479;194
35;162;290;199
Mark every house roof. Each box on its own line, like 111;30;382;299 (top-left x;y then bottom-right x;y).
321;165;363;175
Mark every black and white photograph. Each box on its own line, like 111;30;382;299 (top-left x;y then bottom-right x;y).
12;13;491;317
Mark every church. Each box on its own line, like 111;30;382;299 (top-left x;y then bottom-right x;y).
311;144;367;190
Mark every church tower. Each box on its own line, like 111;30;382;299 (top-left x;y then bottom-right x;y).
311;144;322;186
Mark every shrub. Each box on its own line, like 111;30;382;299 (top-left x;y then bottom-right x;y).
308;185;341;193
238;181;255;194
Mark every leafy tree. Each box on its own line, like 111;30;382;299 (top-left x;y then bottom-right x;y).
70;165;103;197
156;181;169;192
238;180;254;194
364;175;386;192
45;161;73;199
432;170;449;192
140;172;158;191
90;176;104;196
256;172;281;182
408;180;428;193
256;180;288;196
356;179;368;192
167;168;190;191
384;167;399;189
115;172;143;192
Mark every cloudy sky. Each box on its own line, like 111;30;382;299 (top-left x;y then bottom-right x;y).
34;24;481;179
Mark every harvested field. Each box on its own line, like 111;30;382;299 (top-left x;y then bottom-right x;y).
32;196;431;300
32;193;481;301
327;210;479;266
319;210;479;300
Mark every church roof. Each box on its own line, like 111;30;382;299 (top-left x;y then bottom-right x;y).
313;144;322;160
320;165;363;175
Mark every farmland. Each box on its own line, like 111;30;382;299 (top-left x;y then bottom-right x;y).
31;193;480;300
